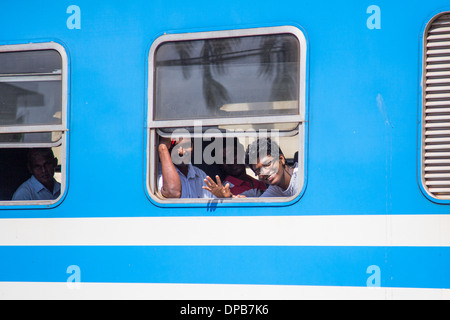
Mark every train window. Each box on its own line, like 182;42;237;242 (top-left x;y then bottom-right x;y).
0;43;68;206
146;26;307;203
421;12;450;202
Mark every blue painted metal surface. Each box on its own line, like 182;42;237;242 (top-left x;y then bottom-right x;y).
0;0;449;293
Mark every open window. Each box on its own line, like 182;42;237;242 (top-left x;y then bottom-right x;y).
0;43;68;206
146;26;307;203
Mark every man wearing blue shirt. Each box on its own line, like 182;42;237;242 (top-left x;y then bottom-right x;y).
12;148;61;201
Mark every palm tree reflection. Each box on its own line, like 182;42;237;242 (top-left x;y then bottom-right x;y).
156;33;299;113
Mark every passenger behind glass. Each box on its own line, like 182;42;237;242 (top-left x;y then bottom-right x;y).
12;148;61;201
203;138;266;198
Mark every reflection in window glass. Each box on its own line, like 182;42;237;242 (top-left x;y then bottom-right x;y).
0;81;62;127
0;50;61;75
0;49;62;128
154;34;299;121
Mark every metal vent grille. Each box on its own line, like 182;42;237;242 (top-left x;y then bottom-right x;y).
423;12;450;200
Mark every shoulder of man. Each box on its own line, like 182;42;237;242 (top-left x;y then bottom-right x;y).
11;177;35;200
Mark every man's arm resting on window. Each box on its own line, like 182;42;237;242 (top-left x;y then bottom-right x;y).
158;143;182;198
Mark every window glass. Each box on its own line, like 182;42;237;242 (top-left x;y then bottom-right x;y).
0;49;62;128
0;131;62;145
0;50;61;75
154;34;300;121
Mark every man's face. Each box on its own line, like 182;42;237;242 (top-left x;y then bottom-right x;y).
29;154;57;187
252;155;283;185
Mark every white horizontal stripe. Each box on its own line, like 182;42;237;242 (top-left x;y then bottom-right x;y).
0;282;448;300
0;215;449;247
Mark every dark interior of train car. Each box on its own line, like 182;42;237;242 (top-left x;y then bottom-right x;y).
0;148;31;201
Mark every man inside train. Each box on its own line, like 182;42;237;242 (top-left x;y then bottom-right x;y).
158;137;212;198
12;148;61;201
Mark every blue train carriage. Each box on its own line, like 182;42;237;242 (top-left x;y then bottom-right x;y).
0;0;449;299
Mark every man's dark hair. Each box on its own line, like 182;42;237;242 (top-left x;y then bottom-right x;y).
245;138;284;165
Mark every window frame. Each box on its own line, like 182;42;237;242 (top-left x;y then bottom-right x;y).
0;42;69;207
146;26;308;206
